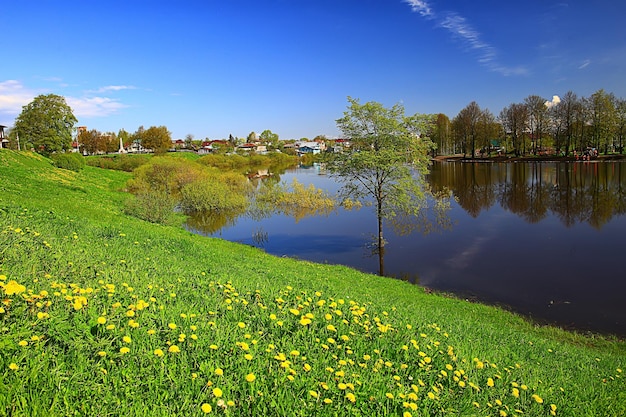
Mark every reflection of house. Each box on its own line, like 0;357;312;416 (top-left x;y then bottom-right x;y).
0;125;8;149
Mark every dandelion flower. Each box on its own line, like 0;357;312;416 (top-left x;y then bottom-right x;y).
119;347;130;354
168;323;177;330
9;363;19;371
403;412;413;417
154;349;164;357
289;308;300;316
213;387;223;397
18;340;28;347
245;373;255;382
531;394;543;404
201;403;212;413
385;393;394;399
98;351;107;357
97;316;107;325
122;336;132;344
323;398;332;404
487;378;494;387
238;322;246;329
309;390;318;398
215;368;224;376
345;393;356;403
168;345;181;353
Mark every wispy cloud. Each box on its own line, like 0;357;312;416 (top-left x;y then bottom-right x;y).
403;0;527;76
0;80;37;118
0;79;130;122
87;85;137;94
66;96;128;118
578;59;591;69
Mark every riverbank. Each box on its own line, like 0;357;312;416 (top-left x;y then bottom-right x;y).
434;153;626;163
1;150;624;416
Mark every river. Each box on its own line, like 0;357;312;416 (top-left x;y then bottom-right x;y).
186;160;626;337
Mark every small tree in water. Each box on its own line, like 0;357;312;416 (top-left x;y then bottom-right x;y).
327;97;435;275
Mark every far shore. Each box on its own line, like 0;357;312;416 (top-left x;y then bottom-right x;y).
433;153;626;162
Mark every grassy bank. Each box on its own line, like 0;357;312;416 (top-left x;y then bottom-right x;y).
0;150;624;416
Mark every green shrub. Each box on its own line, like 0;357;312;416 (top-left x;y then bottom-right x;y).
123;190;178;225
51;152;85;171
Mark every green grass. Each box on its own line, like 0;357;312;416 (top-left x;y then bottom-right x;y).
0;149;624;416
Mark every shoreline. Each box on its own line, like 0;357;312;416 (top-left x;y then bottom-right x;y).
433;154;626;163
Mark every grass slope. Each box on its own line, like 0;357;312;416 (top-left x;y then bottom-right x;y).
0;150;624;416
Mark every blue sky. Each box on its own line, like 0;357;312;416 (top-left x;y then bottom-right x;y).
2;0;625;140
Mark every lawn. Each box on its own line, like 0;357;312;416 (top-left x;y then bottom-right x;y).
0;150;624;416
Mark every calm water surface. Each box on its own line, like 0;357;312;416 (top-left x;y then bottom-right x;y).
186;161;626;337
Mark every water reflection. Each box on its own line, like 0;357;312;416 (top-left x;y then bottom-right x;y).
429;161;626;228
185;161;626;336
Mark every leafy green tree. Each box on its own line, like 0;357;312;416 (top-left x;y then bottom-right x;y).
141;125;172;154
327;97;434;275
260;129;279;149
12;94;77;155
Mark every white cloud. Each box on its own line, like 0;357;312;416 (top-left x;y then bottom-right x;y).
404;0;432;17
66;96;128;118
544;95;561;108
87;85;137;94
0;80;37;117
578;59;591;69
403;1;527;76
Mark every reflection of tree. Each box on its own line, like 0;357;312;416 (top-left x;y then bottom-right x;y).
429;160;626;228
185;208;246;235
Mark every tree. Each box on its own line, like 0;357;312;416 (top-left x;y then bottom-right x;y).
499;103;528;156
524;95;548;155
12;94;77;155
260;129;279;149
327;97;434;275
430;114;452;156
184;133;194;149
141;125;172;154
454;101;482;158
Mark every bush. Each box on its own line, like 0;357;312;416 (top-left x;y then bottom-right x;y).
51;152;86;171
123;190;178;225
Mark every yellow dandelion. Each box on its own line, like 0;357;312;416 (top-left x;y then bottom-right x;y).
209;344;218;350
168;323;177;330
403;412;413;417
122;336;132;344
168;345;180;353
18;340;28;347
98;351;107;357
215;368;224;376
323;398;332;404
201;403;212;413
4;280;26;295
289;308;300;316
237;322;246;329
345;393;356;403
290;350;300;357
385;393;394;399
213;387;223;397
244;354;253;361
9;363;19;371
487;378;495;387
119;347;130;354
427;392;436;400
154;349;164;357
299;317;312;326
303;363;312;372
245;373;256;382
511;388;520;398
532;394;543;404
97;316;107;325
309;390;318;398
